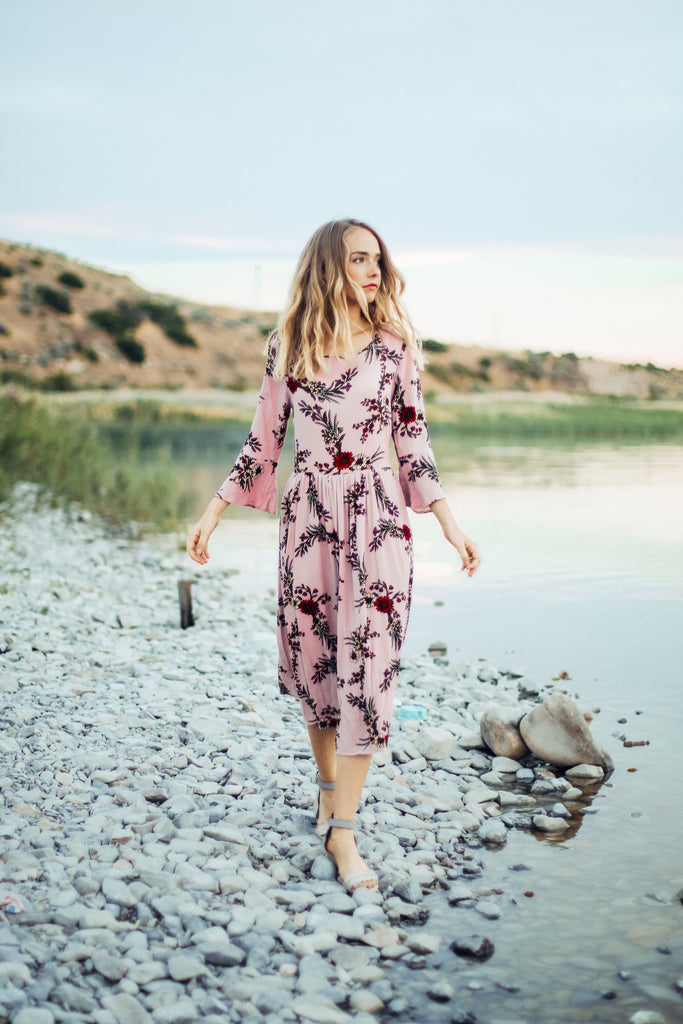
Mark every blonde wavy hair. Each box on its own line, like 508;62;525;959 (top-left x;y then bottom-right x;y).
271;219;423;380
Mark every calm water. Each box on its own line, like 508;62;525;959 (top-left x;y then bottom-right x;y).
181;432;683;1021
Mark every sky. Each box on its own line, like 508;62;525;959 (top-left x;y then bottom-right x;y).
1;0;682;366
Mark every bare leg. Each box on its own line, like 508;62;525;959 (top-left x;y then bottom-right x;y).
307;725;336;830
325;753;377;890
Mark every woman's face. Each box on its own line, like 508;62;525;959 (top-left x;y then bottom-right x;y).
344;226;382;308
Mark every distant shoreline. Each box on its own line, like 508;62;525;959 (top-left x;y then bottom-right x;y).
39;385;683;416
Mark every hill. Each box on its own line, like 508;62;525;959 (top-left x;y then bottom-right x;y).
1;239;681;399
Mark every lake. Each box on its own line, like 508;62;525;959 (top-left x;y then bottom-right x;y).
181;427;683;1022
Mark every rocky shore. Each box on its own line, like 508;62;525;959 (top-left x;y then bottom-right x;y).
0;486;650;1024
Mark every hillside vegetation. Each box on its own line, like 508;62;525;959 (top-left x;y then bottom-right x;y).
1;239;681;399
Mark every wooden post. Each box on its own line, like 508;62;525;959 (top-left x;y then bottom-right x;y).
178;580;194;629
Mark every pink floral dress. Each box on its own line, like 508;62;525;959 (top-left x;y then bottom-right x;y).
216;329;445;754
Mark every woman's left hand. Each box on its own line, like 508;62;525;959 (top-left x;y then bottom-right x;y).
444;525;481;577
429;498;481;577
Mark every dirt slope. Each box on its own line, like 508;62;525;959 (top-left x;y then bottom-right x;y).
1;239;681;398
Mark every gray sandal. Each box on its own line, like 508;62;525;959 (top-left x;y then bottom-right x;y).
324;817;379;892
314;773;335;839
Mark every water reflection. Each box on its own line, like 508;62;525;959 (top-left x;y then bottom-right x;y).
176;432;683;1021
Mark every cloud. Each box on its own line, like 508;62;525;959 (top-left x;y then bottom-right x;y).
0;211;286;253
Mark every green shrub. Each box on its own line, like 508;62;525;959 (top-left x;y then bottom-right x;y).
58;270;85;289
426;364;453;385
0;369;39;388
522;350;545;381
74;340;99;362
35;284;72;314
422;338;449;353
115;335;146;364
450;361;489;381
479;357;492;370
139;301;198;348
29;256;44;267
41;372;77;392
89;301;142;336
115;300;144;330
0;262;13;279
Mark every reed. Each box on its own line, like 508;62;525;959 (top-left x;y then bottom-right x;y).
425;399;683;440
0;393;191;529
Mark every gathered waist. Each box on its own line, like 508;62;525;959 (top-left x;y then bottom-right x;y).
291;460;395;478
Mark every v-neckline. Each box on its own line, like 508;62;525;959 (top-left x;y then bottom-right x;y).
322;331;380;360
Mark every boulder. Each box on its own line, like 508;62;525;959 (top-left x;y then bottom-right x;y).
477;818;507;845
520;693;613;771
449;934;495;960
414;726;455;761
565;763;605;782
532;814;570;833
480;705;529;759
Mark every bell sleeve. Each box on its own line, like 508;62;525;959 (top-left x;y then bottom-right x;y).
215;344;291;515
391;344;446;514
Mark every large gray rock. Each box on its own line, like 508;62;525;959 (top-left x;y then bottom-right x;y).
101;993;153;1024
480;705;529;759
449;934;495;960
477;818;508;845
519;693;613;770
414;726;455;761
533;813;570;833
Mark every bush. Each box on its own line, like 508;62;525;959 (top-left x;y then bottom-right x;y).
1;369;38;388
89;301;142;336
522;350;545;381
35;285;72;314
115;299;144;330
0;262;13;279
41;372;77;392
422;338;449;353
139;301;198;348
29;256;44;267
73;341;99;363
115;335;146;364
58;270;85;289
450;361;489;382
426;364;453;385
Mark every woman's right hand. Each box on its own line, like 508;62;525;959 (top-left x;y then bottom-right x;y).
186;497;229;564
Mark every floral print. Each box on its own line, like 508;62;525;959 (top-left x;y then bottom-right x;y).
216;330;445;754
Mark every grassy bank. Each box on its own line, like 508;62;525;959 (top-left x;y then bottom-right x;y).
5;392;681;529
425;397;683;440
0;393;192;529
46;390;683;441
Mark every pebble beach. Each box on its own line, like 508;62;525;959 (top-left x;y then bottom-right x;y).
1;485;679;1024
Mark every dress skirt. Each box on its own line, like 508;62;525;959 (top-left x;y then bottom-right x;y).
216;330;445;755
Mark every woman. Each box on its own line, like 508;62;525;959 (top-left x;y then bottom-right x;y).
187;219;480;892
